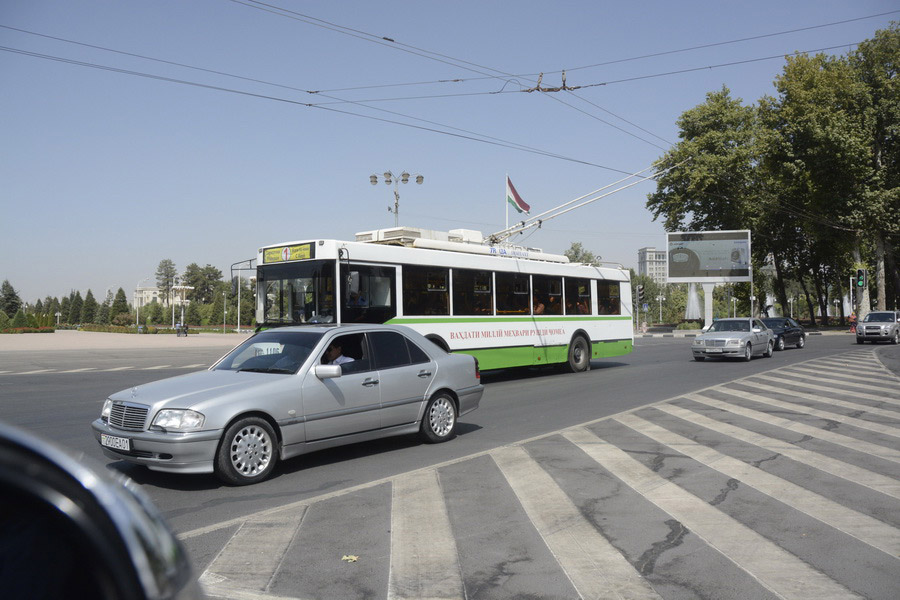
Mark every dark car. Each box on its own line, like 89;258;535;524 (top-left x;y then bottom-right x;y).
0;421;203;600
762;317;806;351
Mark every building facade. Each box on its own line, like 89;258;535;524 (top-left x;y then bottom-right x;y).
638;247;667;284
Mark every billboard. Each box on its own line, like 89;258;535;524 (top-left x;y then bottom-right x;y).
666;230;752;283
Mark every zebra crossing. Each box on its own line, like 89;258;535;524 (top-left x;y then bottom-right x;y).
186;350;900;600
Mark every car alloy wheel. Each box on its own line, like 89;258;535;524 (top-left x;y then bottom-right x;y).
776;337;785;351
764;340;774;358
421;393;457;443
797;335;806;349
743;343;752;362
215;417;278;485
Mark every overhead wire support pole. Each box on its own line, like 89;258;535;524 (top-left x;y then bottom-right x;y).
488;159;689;244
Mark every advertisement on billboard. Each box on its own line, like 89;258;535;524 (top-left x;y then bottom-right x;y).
667;230;752;283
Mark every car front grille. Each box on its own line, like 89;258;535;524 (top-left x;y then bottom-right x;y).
108;402;149;430
703;339;727;347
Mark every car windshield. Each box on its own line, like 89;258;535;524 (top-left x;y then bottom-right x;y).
708;320;750;332
214;331;324;374
762;319;785;328
863;312;894;323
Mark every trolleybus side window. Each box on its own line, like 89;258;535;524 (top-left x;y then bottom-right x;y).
532;275;562;315
403;266;449;315
496;272;530;315
597;281;621;315
452;268;493;316
340;264;397;323
565;277;592;315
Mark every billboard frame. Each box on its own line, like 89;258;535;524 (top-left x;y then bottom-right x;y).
666;230;752;284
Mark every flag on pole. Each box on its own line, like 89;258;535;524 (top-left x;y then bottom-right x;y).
506;176;530;214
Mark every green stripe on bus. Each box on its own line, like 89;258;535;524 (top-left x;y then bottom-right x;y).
454;339;633;370
387;316;631;324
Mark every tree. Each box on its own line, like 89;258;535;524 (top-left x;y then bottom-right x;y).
59;295;71;324
0;311;10;330
110;288;129;322
68;291;83;324
11;309;27;328
182;263;223;304
1;280;22;318
156;259;177;306
185;301;203;326
564;242;600;266
81;289;98;324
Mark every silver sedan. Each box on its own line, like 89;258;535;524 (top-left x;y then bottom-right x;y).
92;324;483;485
691;317;775;362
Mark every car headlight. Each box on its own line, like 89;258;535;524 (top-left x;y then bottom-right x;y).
692;339;703;346
101;399;112;421
151;409;205;431
726;339;741;346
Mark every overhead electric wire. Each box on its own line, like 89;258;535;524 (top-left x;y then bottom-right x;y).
0;44;634;174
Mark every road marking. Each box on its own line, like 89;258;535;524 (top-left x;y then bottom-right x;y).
655;403;900;500
563;426;862;600
14;369;55;374
718;386;900;440
778;366;900;395
686;392;900;463
100;366;135;371
759;372;900;405
616;412;900;557
745;379;900;420
57;367;98;373
181;363;207;369
492;445;662;600
200;507;307;595
141;364;172;370
388;470;463;600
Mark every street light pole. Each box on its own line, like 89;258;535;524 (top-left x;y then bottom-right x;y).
370;171;423;227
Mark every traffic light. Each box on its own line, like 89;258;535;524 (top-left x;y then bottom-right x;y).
855;269;867;288
636;284;645;303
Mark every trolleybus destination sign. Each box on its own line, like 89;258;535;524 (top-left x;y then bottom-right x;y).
263;243;315;264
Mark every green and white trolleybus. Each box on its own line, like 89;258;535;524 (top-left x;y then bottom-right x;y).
256;227;633;371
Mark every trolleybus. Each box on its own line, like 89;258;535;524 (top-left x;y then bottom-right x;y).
256;227;633;371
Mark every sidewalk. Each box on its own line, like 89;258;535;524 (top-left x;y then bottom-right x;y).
0;329;251;352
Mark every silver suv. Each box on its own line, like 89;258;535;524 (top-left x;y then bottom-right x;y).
856;311;900;344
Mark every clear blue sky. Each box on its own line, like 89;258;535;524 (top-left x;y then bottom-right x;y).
2;0;897;303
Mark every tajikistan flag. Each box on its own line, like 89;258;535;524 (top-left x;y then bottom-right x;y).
506;176;530;214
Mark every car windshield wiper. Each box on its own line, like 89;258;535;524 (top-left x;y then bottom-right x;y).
236;367;293;374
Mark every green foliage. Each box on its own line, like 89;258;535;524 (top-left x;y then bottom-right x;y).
182;263;223;304
112;311;134;326
1;280;22;318
564;242;600;266
11;309;27;328
68;291;83;324
0;311;9;329
81;289;98;324
185;301;203;326
110;288;129;322
156;259;177;305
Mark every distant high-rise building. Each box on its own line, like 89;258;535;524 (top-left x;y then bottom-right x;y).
638;247;667;284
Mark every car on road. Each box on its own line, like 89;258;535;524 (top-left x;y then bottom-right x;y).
92;324;483;485
691;317;775;362
855;310;900;344
0;421;202;600
761;317;806;350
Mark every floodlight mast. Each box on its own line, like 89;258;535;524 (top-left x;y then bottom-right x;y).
486;160;688;245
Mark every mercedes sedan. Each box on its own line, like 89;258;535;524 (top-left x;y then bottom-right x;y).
761;317;806;350
92;324;483;485
692;317;775;362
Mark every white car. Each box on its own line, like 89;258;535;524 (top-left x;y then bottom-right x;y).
92;324;483;485
692;317;775;362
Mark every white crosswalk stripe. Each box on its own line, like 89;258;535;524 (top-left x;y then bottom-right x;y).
192;350;900;600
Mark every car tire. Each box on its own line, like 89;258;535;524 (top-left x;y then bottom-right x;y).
856;338;865;345
797;335;806;349
566;336;591;373
764;340;774;358
892;330;899;345
775;337;785;351
694;356;705;361
215;417;278;486
743;343;752;362
420;393;457;443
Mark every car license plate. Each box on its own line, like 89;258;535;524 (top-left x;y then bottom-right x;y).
706;348;724;353
101;434;131;451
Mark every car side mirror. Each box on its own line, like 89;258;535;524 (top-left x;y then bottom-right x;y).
315;365;342;379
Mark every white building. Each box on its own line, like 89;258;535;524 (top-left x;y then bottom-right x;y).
638;247;667;284
134;286;189;308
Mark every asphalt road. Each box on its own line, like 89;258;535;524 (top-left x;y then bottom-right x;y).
1;332;898;599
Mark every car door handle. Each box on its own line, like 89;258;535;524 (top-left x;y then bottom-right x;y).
417;370;432;378
362;378;379;387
